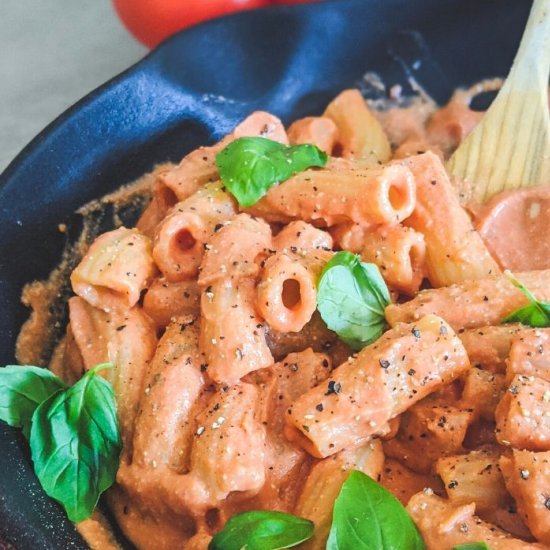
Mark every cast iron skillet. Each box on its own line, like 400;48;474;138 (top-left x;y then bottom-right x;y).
0;0;532;547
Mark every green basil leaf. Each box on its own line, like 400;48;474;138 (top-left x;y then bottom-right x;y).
327;470;426;550
502;271;550;327
209;510;314;550
453;543;491;550
29;363;121;522
215;137;327;207
0;365;66;437
317;251;391;350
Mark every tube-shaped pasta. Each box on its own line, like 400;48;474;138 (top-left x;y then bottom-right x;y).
247;163;416;226
435;448;509;514
506;328;550;383
131;315;205;473
142;276;201;329
198;214;272;287
200;278;273;384
459;367;506;422
329;222;370;253
160;111;288;201
402;152;500;286
68;297;158;450
379;458;440;506
385;270;550;331
71;227;156;312
136;169;178;238
383;401;475;473
500;450;550;546
287;116;339;153
323;89;391;163
198;214;274;383
256;253;319;333
153;182;236;282
360;224;426;294
294;440;384;550
273;220;333;253
248;349;332;511
285;315;470;458
407;491;546;550
174;383;267;511
458;324;523;373
496;375;550;451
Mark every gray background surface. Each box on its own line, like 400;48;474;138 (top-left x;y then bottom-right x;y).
0;0;147;173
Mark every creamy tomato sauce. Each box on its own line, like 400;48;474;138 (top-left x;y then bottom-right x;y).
14;80;550;550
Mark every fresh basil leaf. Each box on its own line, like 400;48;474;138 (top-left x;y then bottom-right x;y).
317;251;391;350
209;510;314;550
29;363;121;522
502;271;550;327
0;365;66;437
453;543;491;550
215;137;327;207
327;470;425;550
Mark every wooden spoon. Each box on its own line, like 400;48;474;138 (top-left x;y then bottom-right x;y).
447;0;550;204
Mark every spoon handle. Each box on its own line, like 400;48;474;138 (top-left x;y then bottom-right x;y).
448;0;550;203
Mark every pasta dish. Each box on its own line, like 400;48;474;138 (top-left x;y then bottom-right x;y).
4;87;550;550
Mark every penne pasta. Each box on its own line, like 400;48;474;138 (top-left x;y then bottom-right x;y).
153;182;237;281
142;276;201;329
287;116;339;153
495;374;550;451
159;111;288;201
285;315;470;458
500;450;550;545
247;163;416;227
385;269;550;331
71;227;156;312
506;327;550;383
68;296;158;450
383;400;475;473
200;278;273;384
458;324;523;373
407;491;546;550
294;440;384;550
197;213;272;287
379;458;441;506
323;89;391;163
329;222;370;253
175;383;267;511
248;349;332;511
435;448;509;514
272;220;333;253
360;224;427;294
131;315;205;472
256;251;329;333
402;152;500;286
136;168;178;238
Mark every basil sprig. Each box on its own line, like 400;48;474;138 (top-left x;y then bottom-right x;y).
453;544;491;550
0;365;66;437
209;510;314;550
0;363;120;522
317;251;391;350
502;271;550;327
215;137;327;207
327;471;426;550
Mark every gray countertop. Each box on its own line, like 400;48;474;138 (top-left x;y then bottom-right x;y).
0;0;147;173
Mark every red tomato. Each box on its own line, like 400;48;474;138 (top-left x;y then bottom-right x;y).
270;0;320;4
113;0;271;48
